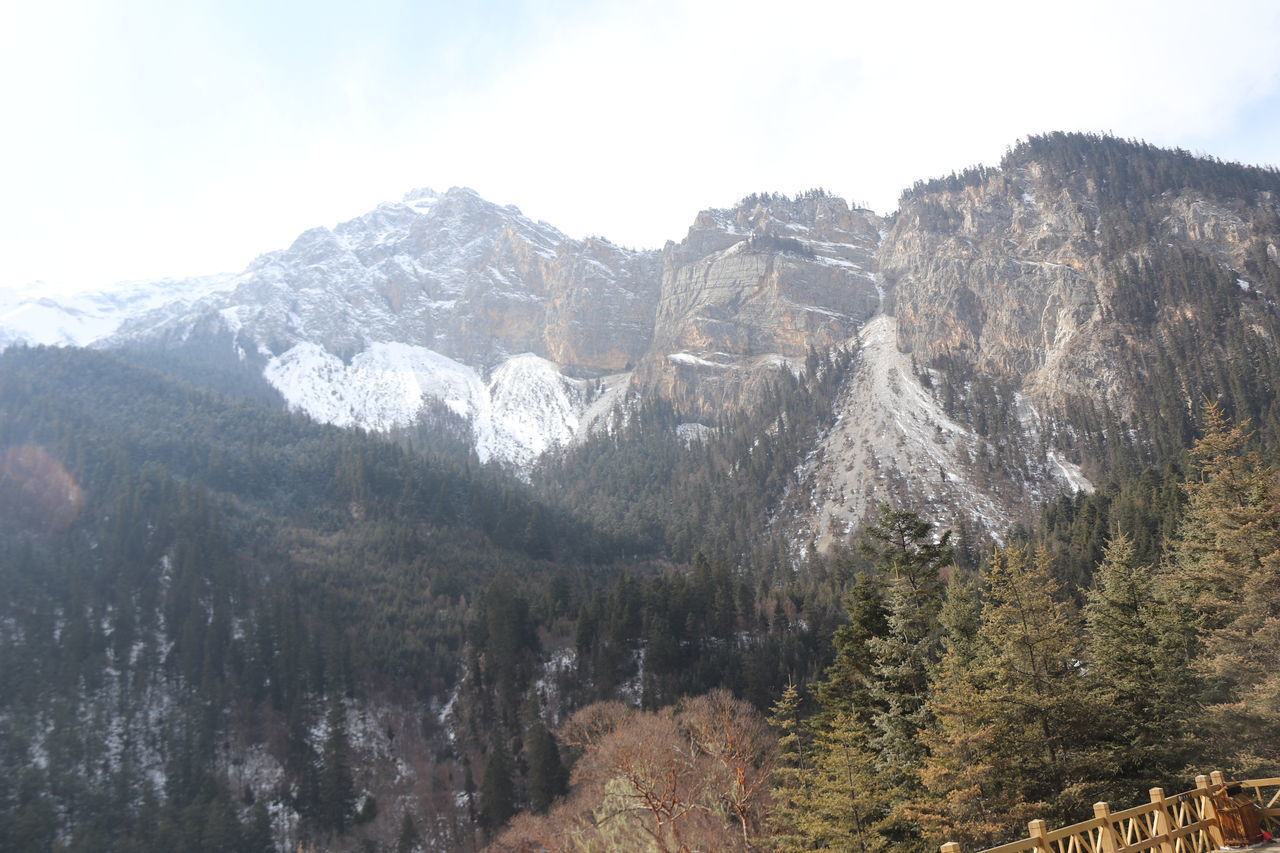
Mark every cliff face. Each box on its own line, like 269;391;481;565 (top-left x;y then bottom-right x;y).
542;236;663;372
795;135;1280;547
99;188;887;467
635;194;883;416
160;187;662;374
883;138;1280;423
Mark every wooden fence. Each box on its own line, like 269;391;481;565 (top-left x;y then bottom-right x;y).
940;773;1280;853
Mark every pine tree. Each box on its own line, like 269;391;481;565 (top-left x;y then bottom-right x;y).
765;681;809;853
1085;532;1197;789
861;507;952;777
524;719;568;814
479;738;516;834
200;792;244;851
243;800;275;853
318;694;355;833
860;507;953;849
773;534;897;853
918;546;1101;849
790;710;889;853
812;573;887;722
1164;403;1280;771
396;810;422;853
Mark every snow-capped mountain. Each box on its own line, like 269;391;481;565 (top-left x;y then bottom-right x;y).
0;274;235;348
98;187;662;468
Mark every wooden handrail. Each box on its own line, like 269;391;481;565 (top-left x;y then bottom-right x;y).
940;774;1280;853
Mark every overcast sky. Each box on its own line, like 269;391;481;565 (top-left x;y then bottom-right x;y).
4;0;1280;293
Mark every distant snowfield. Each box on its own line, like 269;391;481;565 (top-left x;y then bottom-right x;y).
263;343;597;468
0;275;236;348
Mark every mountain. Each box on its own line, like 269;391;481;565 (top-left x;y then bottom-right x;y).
6;133;1280;852
93;187;663;469
886;134;1280;455
0;274;235;348
6;134;1280;543
30;187;889;476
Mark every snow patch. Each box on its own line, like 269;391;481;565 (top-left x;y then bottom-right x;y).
263;343;597;469
1048;449;1094;494
668;351;734;369
676;422;712;444
486;354;591;469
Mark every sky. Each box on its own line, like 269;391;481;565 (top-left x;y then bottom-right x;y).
3;0;1280;294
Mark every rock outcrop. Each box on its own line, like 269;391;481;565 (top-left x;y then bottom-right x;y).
883;137;1280;423
636;193;883;415
795;134;1280;547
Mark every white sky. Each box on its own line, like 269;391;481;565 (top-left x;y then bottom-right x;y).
3;0;1280;294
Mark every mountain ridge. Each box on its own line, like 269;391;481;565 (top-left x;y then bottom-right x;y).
5;133;1280;539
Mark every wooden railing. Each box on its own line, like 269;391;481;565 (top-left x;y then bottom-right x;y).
940;773;1280;853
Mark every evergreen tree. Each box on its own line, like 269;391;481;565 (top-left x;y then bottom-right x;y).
396;810;422;853
858;507;954;849
1164;403;1280;771
812;574;887;722
479;738;516;834
1085;533;1197;789
199;793;244;852
317;694;355;833
765;681;809;853
936;572;981;666
788;710;888;853
918;546;1101;849
524;720;568;814
861;507;952;778
243;800;274;853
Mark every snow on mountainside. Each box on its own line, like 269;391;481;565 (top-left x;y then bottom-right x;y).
0;275;235;347
264;343;597;468
91;186;660;468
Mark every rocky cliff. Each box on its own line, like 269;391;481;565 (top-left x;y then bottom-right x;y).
885;135;1280;427
635;192;883;416
795;134;1280;547
86;188;889;469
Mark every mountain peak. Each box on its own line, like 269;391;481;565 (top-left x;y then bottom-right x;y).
401;187;440;205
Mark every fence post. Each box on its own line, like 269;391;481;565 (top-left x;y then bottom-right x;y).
1094;802;1121;853
1210;770;1226;787
940;842;963;853
1149;788;1175;853
1028;819;1051;853
1197;774;1227;850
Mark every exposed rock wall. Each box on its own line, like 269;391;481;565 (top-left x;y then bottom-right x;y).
883;152;1280;421
635;194;883;416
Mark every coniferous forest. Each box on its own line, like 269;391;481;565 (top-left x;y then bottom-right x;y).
3;132;1280;852
3;339;1278;853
